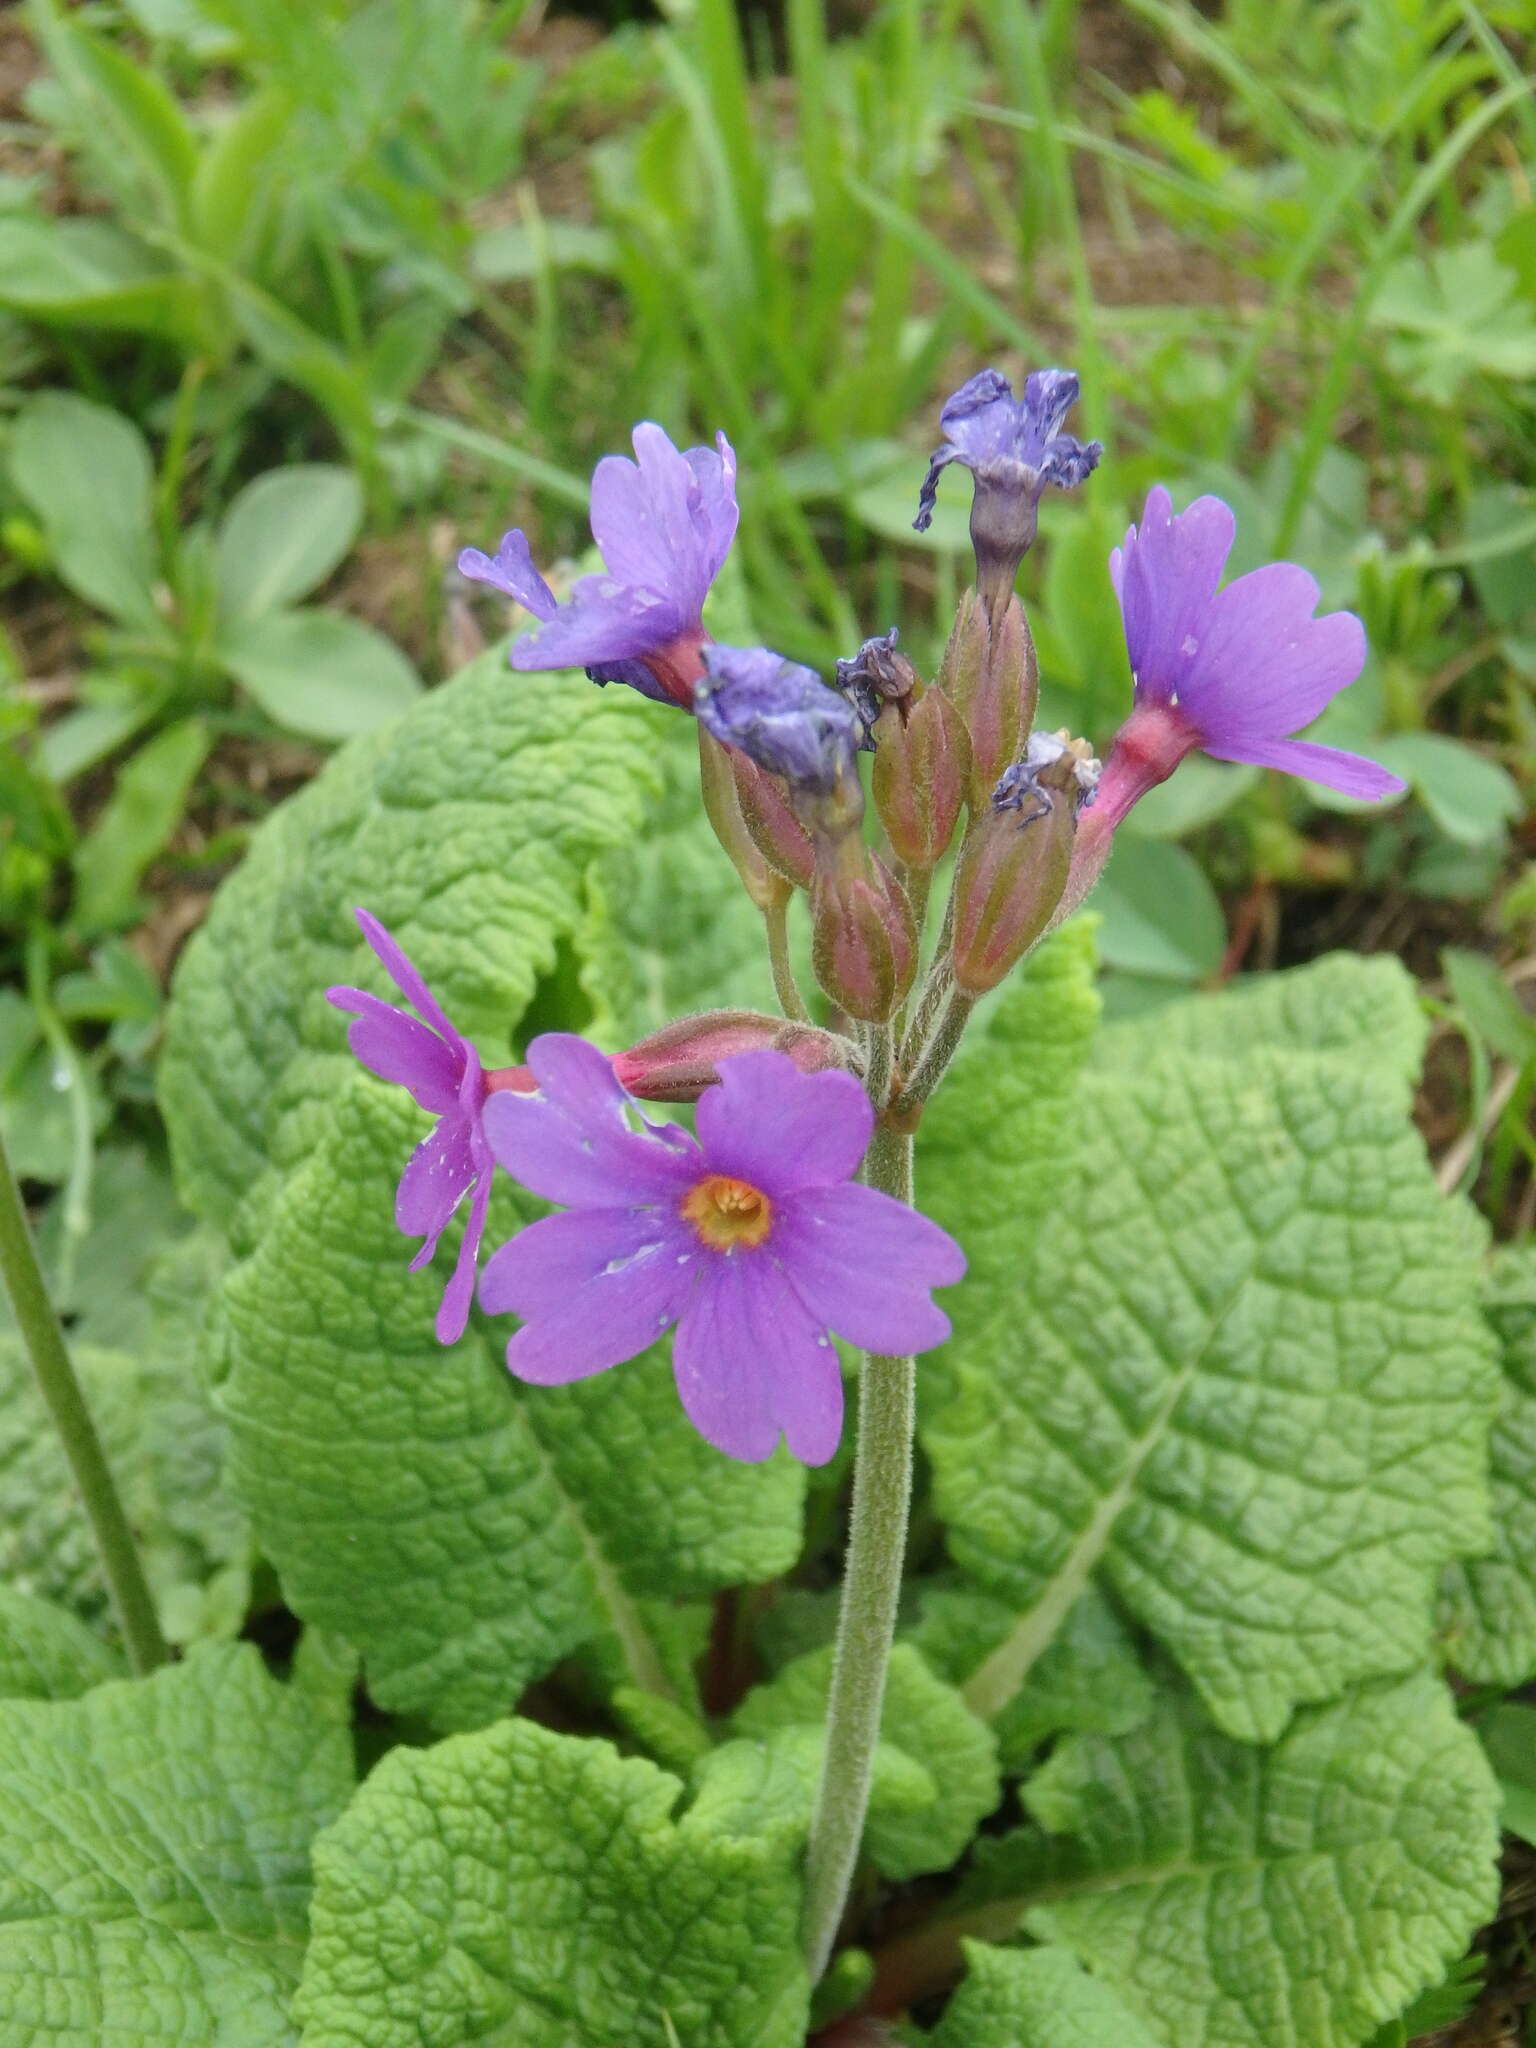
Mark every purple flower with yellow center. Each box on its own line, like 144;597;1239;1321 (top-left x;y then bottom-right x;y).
459;423;738;708
478;1036;965;1465
914;367;1101;607
1088;485;1406;835
327;910;532;1346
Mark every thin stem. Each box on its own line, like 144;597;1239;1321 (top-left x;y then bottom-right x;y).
763;895;812;1022
893;986;977;1116
0;1129;168;1675
801;1089;915;1981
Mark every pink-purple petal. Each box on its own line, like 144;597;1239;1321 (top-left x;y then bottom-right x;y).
510;579;684;671
695;1052;872;1197
1201;732;1407;800
483;1033;698;1208
396;1113;479;1247
1113;488;1235;705
328;989;461;1112
490;1209;691;1386
457;530;558;618
435;1164;493;1346
774;1181;965;1355
352;908;460;1045
674;1253;845;1464
1178;565;1365;742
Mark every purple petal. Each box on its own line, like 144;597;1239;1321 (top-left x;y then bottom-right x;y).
683;432;740;584
396;1112;478;1247
483;1033;698;1207
352;908;460;1046
914;444;962;532
1179;567;1366;743
674;1254;843;1464
775;1181;965;1355
587;423;709;612
1021;368;1081;449
696;1052;872;1198
487;1208;691;1385
457;530;558;619
327;988;460;1113
435;1161;492;1346
1201;733;1407;800
510;578;685;672
1112;488;1236;707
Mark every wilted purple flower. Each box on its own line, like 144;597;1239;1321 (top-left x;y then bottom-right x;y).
834;628;917;749
478;1037;965;1465
1089;486;1406;832
914;368;1101;606
459;423;738;708
695;645;864;798
327;910;529;1345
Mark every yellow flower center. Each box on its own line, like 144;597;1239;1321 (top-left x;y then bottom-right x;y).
681;1173;774;1252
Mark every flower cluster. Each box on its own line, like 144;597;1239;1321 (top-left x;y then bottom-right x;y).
335;376;1399;1465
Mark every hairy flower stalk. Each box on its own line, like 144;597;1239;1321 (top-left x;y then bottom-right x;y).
801;1088;918;1983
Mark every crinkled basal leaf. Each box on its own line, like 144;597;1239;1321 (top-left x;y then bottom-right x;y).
587;713;780;1043
1094;950;1427;1105
0;1584;122;1701
919;922;1100;1406
912;1582;1154;1773
219;1079;802;1729
732;1643;998;1878
0;1642;353;2046
0;1332;250;1648
929;1943;1162;2048
160;655;661;1242
957;1674;1498;2048
1443;1247;1536;1685
926;1049;1496;1742
296;1716;808;2048
691;1726;936;1856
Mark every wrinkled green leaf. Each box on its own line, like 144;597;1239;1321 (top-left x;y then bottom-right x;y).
0;1584;123;1701
159;653;660;1234
0;1644;352;2046
9;391;159;627
960;1673;1498;2048
296;1716;807;2047
732;1642;998;1877
925;1020;1496;1742
1443;1248;1536;1686
218;607;421;741
929;1942;1162;2048
216;466;363;623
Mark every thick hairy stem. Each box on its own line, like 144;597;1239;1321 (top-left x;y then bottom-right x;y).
0;1130;167;1676
800;1091;915;1981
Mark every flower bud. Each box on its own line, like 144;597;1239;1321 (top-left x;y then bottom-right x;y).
811;851;918;1023
697;727;793;911
951;732;1099;993
730;746;818;888
937;587;1039;805
871;682;970;868
613;1009;851;1101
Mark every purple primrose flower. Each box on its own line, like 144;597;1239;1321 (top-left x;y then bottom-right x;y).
478;1036;965;1465
915;368;1101;604
459;423;738;709
327;910;530;1346
695;644;865;797
1089;486;1406;833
